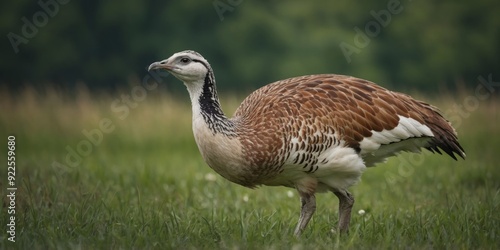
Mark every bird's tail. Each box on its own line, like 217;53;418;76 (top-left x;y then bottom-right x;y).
421;103;466;160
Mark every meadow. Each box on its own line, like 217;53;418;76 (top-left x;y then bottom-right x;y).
0;84;499;249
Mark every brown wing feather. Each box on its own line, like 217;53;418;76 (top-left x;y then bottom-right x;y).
233;74;465;171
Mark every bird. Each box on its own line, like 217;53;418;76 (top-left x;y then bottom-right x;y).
148;50;465;237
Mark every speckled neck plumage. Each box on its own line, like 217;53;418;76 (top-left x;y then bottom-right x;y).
196;70;237;137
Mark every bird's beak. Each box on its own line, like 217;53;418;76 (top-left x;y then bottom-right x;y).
148;60;176;71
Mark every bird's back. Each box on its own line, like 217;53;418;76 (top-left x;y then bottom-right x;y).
231;74;464;188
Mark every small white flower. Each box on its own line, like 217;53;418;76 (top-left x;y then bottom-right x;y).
204;173;217;181
242;194;249;202
287;190;295;198
358;209;366;215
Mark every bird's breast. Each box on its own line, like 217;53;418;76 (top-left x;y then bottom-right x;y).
192;116;258;186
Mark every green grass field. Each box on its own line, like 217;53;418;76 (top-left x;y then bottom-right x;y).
1;85;499;249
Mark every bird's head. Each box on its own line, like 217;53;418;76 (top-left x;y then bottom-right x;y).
148;50;212;84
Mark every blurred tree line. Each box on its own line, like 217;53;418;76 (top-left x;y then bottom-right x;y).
1;0;499;93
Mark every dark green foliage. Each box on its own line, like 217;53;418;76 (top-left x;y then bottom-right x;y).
1;0;499;92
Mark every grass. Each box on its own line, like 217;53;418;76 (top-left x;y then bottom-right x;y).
0;85;499;249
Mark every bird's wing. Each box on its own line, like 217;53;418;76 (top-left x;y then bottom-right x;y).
234;74;465;166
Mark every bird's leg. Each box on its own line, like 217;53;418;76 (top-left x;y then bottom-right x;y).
333;190;354;234
293;192;316;237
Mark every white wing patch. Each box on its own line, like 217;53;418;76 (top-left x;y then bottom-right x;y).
359;115;434;167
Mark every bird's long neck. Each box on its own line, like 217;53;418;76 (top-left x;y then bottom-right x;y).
185;72;236;137
184;72;247;186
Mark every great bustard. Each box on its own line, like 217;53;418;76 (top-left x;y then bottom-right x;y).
148;50;465;236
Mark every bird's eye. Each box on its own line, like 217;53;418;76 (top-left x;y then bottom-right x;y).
180;57;191;64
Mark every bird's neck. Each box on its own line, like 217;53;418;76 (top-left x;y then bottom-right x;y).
184;73;248;186
185;73;236;136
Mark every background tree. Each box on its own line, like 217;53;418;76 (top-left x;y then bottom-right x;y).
1;0;498;93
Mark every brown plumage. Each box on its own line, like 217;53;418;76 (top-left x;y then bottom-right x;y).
148;50;465;236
